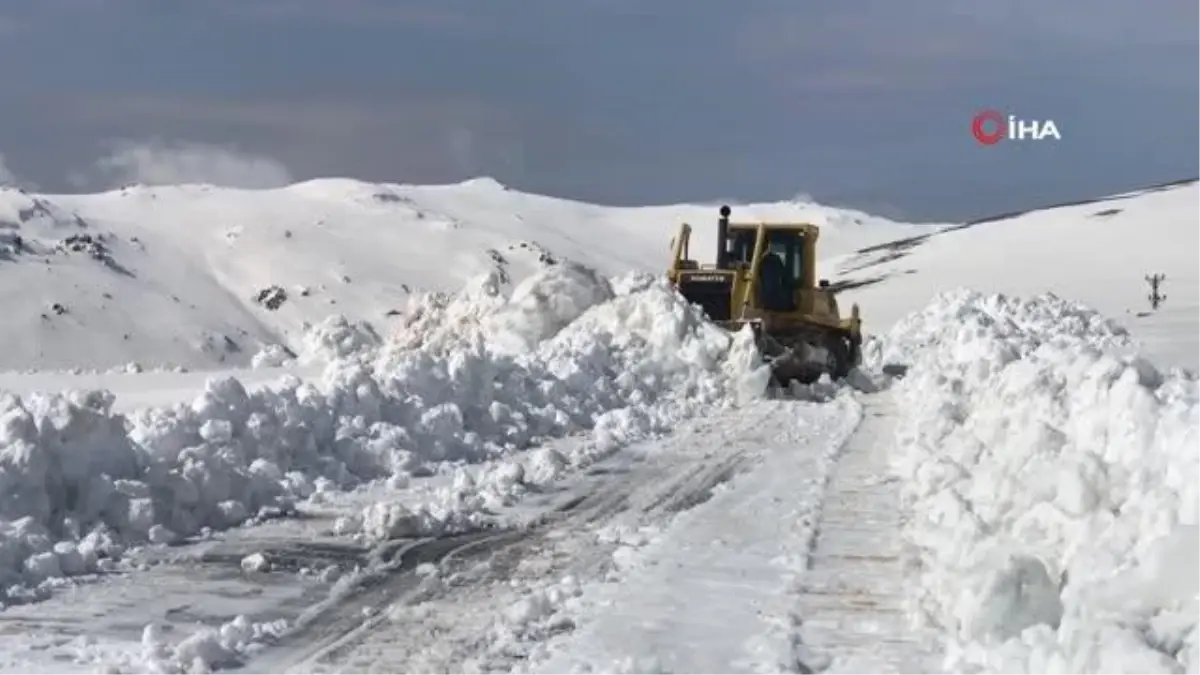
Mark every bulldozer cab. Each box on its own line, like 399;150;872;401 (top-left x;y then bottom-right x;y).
667;208;825;322
724;226;810;312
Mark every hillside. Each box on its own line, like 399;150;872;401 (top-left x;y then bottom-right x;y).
0;177;938;372
830;179;1199;370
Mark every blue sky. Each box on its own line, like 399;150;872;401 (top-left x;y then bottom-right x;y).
0;0;1196;221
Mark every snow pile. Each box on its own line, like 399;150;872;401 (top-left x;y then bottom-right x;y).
249;314;381;369
340;267;771;541
137;616;288;673
384;269;513;355
0;264;769;593
381;260;613;358
871;289;1198;673
484;261;615;355
250;344;295;369
478;575;587;669
297;314;383;364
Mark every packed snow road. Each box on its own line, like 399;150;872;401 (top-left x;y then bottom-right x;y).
523;390;943;674
241;394;873;674
526;392;864;674
245;387;950;675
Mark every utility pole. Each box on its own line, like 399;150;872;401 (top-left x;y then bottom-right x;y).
1145;273;1167;310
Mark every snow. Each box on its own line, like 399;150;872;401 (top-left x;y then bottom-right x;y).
526;394;863;674
869;288;1198;672
788;392;945;673
0;176;1194;674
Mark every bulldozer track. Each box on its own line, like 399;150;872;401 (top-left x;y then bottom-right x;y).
792;394;942;673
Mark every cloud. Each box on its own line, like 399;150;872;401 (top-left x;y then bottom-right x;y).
0;153;18;185
40;93;534;185
50;93;528;147
0;151;37;190
75;139;294;189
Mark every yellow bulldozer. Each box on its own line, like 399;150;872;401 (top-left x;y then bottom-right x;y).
667;205;863;386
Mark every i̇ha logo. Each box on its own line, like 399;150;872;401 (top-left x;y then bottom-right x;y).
972;109;1062;145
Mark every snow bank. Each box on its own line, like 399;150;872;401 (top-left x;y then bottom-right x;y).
869;289;1198;673
340;264;770;541
0;262;769;596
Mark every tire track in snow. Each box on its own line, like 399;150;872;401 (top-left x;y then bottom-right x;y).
790;393;943;673
233;528;527;673
250;405;786;673
0;521;369;669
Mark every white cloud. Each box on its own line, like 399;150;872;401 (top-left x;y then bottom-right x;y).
0;152;17;185
80;139;295;189
0;151;36;190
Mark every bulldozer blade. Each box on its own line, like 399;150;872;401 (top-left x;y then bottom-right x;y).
758;331;857;387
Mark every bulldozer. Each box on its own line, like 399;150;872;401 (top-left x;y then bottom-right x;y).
667;205;863;386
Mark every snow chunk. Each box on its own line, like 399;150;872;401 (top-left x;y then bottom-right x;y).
966;553;1064;642
139;615;288;673
299;314;382;363
251;343;296;369
240;552;270;573
485;261;615;354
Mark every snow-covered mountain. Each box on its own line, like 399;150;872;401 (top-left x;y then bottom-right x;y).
0;177;936;372
0;177;1194;675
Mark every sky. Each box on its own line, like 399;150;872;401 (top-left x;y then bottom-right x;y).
0;0;1196;222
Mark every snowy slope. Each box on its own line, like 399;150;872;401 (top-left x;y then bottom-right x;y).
0;178;936;372
830;179;1199;370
